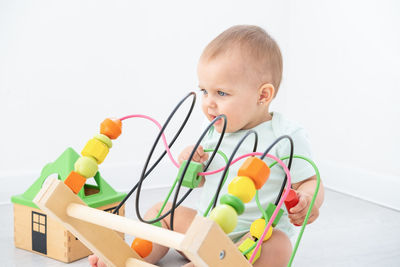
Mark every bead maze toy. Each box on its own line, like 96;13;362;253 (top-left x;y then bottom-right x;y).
11;147;127;262
31;92;320;266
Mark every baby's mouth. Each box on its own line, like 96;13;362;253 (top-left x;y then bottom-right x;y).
210;114;223;124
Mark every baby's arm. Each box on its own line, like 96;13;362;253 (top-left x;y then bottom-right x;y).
288;175;325;225
178;145;208;187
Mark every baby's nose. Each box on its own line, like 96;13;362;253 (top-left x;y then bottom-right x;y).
205;97;217;108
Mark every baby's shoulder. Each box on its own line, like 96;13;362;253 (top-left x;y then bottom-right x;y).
271;112;307;138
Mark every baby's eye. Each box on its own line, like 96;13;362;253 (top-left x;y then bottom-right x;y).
217;90;227;96
200;89;208;95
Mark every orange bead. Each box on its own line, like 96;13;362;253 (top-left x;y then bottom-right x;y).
100;118;122;140
131;238;153;258
64;171;86;194
238;157;270;189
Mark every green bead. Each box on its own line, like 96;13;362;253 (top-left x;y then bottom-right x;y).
94;133;113;148
74;156;98;178
209;204;238;234
177;160;203;189
262;202;284;227
220;194;245;215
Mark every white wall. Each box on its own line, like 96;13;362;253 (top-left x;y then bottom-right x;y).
0;0;289;203
1;0;399;209
281;0;400;210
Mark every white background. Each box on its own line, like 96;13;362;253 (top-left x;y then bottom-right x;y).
1;0;399;209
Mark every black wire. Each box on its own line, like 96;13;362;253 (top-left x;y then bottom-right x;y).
168;114;227;230
134;99;228;230
211;130;258;210
112;92;195;215
134;114;227;228
259;135;294;206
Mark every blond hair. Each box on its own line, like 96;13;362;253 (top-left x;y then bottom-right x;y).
201;25;283;94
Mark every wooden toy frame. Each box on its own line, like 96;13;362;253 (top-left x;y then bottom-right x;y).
33;177;252;267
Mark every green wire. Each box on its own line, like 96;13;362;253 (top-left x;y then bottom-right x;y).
284;155;320;267
240;155;320;266
202;149;229;217
154;177;180;219
154;152;320;267
153;149;229;221
241;190;269;256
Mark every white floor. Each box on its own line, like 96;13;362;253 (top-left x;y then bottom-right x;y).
1;188;400;267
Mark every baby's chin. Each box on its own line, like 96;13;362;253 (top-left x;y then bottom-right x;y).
213;124;236;134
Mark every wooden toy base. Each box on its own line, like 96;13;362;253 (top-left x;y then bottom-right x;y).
13;202;125;263
33;178;252;267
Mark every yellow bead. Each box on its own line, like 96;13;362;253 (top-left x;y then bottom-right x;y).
74;156;98;178
250;218;273;241
238;238;261;264
227;176;256;203
209;204;238;234
81;138;109;164
94;133;113;148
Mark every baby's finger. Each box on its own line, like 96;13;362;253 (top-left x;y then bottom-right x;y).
289;195;308;214
192;153;201;162
200;152;209;162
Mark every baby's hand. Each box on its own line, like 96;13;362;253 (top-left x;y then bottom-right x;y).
178;145;209;165
288;190;319;226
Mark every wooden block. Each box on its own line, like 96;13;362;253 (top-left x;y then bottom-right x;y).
238;157;270;189
64;171;86;194
284;189;299;213
33;177;142;267
181;215;252;267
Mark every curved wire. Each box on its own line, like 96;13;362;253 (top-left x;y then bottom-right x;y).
168;114;227;230
259;135;294;206
210;130;258;210
112;92;195;214
135;114;227;229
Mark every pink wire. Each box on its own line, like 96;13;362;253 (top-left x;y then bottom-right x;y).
119;115;180;168
119;114;290;262
247;153;291;263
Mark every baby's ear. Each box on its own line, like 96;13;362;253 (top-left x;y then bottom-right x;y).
258;83;275;104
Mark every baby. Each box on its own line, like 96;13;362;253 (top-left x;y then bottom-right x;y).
90;25;324;267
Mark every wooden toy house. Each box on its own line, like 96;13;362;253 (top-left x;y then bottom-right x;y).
11;147;127;263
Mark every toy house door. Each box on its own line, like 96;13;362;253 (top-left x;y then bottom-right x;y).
32;211;47;254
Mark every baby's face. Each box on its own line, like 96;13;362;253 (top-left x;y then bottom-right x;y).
197;51;263;133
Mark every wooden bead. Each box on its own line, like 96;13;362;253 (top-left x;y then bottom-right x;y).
131;238;152;258
209;204;238;234
238;157;270;189
284;188;299;213
250;218;273;241
262;202;284;227
74;156;98;178
81;138;109;164
219;194;245;215
64;171;86;194
227;176;256;203
238;238;261;264
177;160;203;189
94;133;113;148
100;118;122;140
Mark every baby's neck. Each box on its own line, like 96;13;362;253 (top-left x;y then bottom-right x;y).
241;111;273;131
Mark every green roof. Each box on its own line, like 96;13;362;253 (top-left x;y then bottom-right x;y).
11;147;127;209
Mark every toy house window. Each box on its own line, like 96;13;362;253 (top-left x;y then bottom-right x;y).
32;212;46;234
